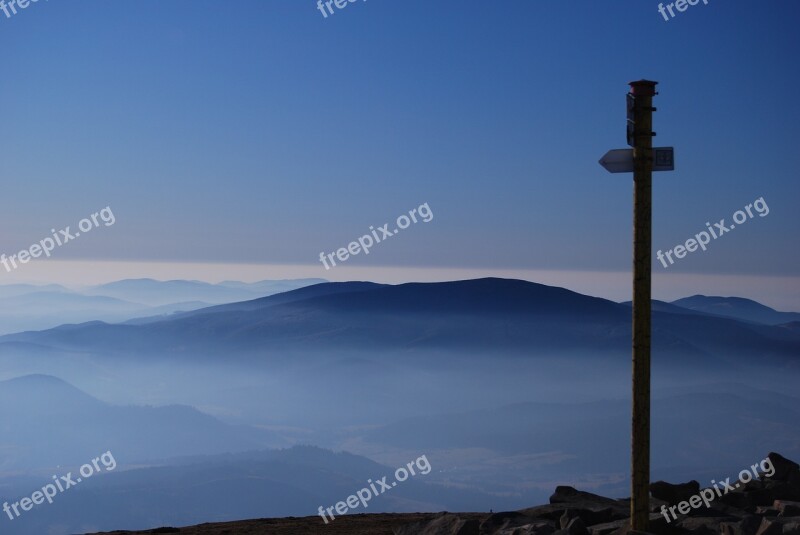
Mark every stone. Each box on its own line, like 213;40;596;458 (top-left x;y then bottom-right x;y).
755;517;784;535
766;453;800;482
394;513;480;535
720;515;764;535
774;501;800;517
589;519;629;535
649;480;701;505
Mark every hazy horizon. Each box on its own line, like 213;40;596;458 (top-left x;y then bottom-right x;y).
2;261;799;311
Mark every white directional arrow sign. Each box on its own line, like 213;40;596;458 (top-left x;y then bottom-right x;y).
599;149;635;173
599;147;674;174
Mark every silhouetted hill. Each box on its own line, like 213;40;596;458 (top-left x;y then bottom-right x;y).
184;280;385;315
0;278;325;334
2;279;798;364
0;375;281;471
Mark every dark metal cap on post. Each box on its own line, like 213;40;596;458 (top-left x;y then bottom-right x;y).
628;80;658;96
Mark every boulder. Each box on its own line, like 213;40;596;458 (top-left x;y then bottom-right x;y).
521;503;626;524
563;517;590;535
774;501;800;517
589;519;629;535
678;516;733;534
550;487;624;508
781;520;800;535
766;453;800;482
720;490;756;510
393;513;480;535
649;480;700;505
497;522;557;535
765;480;800;502
720;515;764;535
756;506;780;517
755;517;784;535
559;507;622;527
480;512;544;533
413;455;800;535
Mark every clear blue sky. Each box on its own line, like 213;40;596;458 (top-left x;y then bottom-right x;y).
1;1;798;281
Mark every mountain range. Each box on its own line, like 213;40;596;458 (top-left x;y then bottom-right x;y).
0;278;325;335
0;278;798;535
2;278;798;366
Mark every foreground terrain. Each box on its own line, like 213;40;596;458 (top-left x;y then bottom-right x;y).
89;513;488;535
91;453;800;535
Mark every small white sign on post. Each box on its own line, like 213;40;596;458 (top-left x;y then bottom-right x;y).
599;147;675;174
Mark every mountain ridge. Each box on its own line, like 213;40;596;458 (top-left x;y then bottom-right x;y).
1;278;797;364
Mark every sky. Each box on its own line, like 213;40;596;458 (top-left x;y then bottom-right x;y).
1;0;798;308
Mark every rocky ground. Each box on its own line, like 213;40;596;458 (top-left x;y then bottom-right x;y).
92;452;800;535
90;513;488;535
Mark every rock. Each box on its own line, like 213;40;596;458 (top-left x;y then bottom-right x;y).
480;512;544;533
561;509;580;529
738;486;782;508
521;503;627;524
756;506;780;517
694;503;750;519
496;522;556;535
646;512;678;535
554;523;593;535
765;480;800;502
720;490;756;510
774;501;800;517
393;513;480;535
550;487;624;508
558;507;622;528
445;457;800;535
766;453;800;482
649;480;701;505
677;516;733;534
755;517;784;535
648;498;670;513
521;504;584;522
589;519;628;535
564;517;589;535
720;515;764;535
684;527;715;535
607;514;672;535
